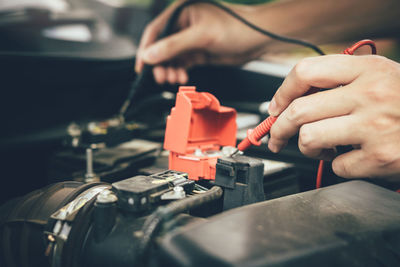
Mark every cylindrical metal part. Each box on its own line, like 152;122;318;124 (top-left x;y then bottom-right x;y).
86;148;94;177
93;191;118;242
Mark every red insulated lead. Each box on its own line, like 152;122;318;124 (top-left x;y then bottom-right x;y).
237;116;277;151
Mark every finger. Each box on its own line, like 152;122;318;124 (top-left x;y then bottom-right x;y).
297;115;364;159
331;148;398;178
141;27;209;65
179;51;209;69
167;67;178;84
153;66;167;84
268;55;368;117
136;24;162;73
176;68;189;84
135;0;185;73
332;149;368;178
269;85;357;151
268;139;287;153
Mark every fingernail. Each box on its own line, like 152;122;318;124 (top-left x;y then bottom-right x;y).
142;46;158;62
268;98;278;116
268;142;279;153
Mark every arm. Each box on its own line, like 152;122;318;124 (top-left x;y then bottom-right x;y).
135;0;400;84
250;0;400;51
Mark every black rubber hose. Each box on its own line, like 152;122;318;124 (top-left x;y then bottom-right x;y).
135;186;223;263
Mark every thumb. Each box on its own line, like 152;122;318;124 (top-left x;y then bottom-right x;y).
140;27;208;65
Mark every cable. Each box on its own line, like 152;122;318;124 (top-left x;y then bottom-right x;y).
119;0;326;119
135;186;223;263
343;39;377;55
316;159;324;189
174;0;326;55
315;39;377;189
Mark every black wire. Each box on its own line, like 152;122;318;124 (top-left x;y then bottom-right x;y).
176;0;326;55
120;0;325;118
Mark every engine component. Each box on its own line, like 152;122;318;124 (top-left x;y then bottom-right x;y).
48;139;161;184
65;118;148;149
215;155;265;210
0;171;221;267
164;86;237;181
0;181;108;267
2;180;400;267
159;181;400;267
112;170;194;212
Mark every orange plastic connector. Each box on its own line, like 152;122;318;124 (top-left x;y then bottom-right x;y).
164;86;237;180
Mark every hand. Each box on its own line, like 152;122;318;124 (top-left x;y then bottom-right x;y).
267;55;400;179
135;1;270;84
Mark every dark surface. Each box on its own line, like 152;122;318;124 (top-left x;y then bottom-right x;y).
47;141;160;184
159;181;400;267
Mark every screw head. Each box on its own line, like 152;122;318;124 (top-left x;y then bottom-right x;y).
96;189;118;204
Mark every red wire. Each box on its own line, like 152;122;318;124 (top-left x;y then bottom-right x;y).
316;160;324;189
316;40;377;189
343;39;377;55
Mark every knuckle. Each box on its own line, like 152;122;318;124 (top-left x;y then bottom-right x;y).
367;116;395;132
285;98;305;124
143;22;156;37
365;55;390;70
196;31;213;48
298;125;315;152
292;58;314;83
369;147;395;167
362;81;391;103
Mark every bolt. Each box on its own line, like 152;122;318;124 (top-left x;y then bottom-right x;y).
84;148;100;183
194;149;203;157
85;148;94;177
174;186;184;193
96;189;118;204
174;186;185;198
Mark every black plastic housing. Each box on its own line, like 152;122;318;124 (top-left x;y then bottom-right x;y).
215;155;265;210
3;179;400;267
159;181;400;267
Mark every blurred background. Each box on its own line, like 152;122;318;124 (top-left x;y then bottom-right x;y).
1;0;399;205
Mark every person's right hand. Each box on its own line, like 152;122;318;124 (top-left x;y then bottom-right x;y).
135;1;270;84
267;55;400;180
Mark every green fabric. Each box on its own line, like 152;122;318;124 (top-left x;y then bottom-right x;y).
222;0;274;4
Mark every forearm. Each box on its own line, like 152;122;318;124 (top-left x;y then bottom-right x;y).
235;0;400;52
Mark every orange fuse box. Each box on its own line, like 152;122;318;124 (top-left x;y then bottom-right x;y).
164;86;237;181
